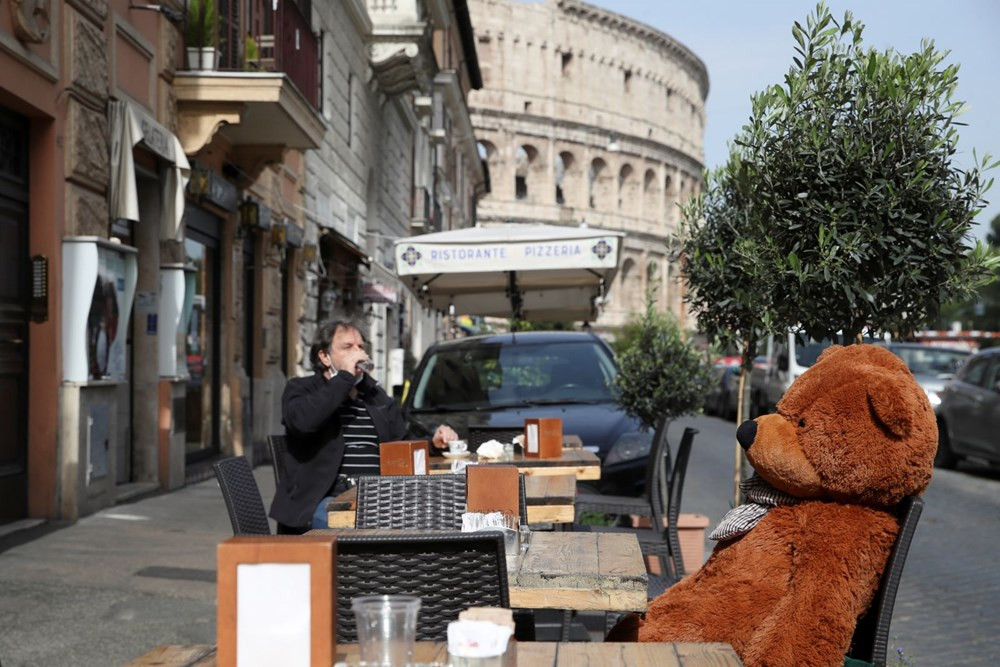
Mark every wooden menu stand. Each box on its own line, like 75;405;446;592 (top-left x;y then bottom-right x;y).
379;439;430;475
466;465;520;517
217;536;336;667
523;418;563;459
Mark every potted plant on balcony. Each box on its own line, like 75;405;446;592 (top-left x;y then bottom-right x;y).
185;0;218;70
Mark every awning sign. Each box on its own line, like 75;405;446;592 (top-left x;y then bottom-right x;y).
396;236;618;275
362;282;398;304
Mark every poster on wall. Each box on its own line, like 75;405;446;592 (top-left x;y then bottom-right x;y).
86;247;129;381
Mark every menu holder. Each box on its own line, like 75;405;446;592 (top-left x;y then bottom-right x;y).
523;418;563;459
217;535;336;667
466;465;520;517
379;439;430;475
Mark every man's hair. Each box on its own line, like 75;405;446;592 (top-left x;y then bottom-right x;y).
309;319;364;374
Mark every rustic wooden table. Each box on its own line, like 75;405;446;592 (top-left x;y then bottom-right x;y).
128;641;743;666
326;473;577;527
429;448;601;481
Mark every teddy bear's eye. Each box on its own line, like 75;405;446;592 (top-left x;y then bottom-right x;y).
798;418;806;428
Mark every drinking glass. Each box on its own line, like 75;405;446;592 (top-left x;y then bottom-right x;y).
351;595;420;667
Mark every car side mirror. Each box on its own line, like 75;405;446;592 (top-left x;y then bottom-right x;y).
777;353;789;372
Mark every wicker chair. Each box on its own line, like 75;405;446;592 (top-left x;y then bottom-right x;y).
846;495;924;667
335;531;509;642
265;434;288;487
212;456;271;536
573;421;683;530
353;472;528;529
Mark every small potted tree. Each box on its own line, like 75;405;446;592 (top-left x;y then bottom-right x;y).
185;0;218;70
613;296;714;569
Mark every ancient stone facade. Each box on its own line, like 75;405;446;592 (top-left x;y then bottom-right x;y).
468;0;708;329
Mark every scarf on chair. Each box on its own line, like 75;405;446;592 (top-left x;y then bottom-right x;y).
709;474;800;541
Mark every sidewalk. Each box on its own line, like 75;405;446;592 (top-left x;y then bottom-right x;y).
0;467;278;667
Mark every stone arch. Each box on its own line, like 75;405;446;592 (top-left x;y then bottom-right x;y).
515;144;540;201
477;141;498;199
646;258;665;309
554;150;578;206
588;157;612;209
618;163;638;215
642;168;660;220
618;256;641;313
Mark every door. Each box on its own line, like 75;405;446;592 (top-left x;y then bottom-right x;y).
185;209;221;463
0;107;29;520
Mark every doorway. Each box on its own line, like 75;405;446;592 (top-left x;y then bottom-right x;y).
0;106;30;520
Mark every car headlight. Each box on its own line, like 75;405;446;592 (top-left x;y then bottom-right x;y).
924;388;941;407
604;430;654;466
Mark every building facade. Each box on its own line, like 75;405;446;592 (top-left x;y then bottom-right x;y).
0;0;481;523
467;0;708;329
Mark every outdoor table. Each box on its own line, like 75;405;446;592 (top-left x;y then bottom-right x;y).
429;448;601;481
128;641;743;666
326;473;577;527
309;529;648;613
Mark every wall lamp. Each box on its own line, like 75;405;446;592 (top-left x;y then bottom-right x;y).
239;197;259;231
303;244;319;263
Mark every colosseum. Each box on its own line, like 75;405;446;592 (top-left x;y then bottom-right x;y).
468;0;708;330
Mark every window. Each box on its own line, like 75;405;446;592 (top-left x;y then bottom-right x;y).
561;51;572;75
624;69;632;93
555;152;574;205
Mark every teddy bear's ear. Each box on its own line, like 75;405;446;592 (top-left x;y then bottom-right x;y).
867;375;916;438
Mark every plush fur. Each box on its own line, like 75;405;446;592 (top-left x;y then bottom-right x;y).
609;344;937;667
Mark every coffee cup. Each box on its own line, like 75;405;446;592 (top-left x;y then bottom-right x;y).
448;439;468;454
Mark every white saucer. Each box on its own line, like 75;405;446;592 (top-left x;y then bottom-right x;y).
442;451;471;459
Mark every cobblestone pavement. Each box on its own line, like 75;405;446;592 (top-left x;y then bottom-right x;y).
676;414;1000;666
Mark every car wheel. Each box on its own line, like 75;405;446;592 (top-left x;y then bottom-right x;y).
934;421;958;469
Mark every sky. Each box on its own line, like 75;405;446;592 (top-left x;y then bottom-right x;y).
584;0;1000;240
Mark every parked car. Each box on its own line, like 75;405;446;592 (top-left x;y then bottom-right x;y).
704;357;741;420
935;347;1000;468
401;331;651;494
883;342;970;413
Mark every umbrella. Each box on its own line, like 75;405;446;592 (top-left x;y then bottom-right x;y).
393;223;623;321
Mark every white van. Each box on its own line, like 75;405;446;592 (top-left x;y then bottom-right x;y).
750;332;883;414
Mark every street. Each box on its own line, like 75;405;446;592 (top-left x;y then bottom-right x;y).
0;415;996;665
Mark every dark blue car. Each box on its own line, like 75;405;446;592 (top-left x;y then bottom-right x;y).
401;331;651;495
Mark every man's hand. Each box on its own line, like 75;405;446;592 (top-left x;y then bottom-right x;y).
432;424;458;449
337;348;371;378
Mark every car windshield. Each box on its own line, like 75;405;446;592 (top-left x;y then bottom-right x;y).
890;346;969;376
795;335;880;368
410;340;617;411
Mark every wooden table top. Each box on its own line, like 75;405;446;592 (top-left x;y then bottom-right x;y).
129;641;743;666
509;531;648;612
430;448;601;481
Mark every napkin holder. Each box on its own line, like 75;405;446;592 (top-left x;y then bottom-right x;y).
466;465;519;518
217;536;336;667
523;418;562;458
379;439;430;475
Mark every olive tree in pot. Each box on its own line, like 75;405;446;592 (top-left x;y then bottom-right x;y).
185;0;218;70
613;295;714;503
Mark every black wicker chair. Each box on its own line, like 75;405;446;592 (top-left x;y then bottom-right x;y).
266;434;288;487
846;495;924;667
353;472;529;529
334;530;509;642
212;456;271;536
573;421;680;530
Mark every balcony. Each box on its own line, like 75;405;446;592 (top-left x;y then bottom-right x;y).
174;0;324;158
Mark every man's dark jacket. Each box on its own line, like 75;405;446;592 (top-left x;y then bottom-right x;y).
269;370;407;529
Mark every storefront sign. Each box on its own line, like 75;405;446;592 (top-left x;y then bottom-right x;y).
396;236;619;275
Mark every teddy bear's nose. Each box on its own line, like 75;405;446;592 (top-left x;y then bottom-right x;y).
736;420;758;451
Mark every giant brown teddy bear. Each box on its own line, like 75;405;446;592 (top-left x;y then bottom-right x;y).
610;344;937;666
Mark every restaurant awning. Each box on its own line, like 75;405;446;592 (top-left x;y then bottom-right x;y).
393;224;623;321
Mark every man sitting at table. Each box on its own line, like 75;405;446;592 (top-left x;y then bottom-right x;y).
269;319;457;534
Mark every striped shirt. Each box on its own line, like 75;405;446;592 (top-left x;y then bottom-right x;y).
337;396;381;478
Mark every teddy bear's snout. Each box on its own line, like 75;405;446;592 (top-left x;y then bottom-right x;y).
736;420;758;451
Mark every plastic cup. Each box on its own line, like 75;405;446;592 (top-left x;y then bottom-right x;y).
351;595;421;667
